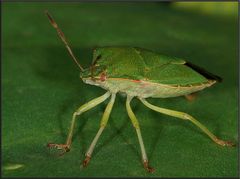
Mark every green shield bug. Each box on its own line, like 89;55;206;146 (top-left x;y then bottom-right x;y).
45;11;235;173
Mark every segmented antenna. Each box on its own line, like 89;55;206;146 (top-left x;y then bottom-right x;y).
45;11;84;72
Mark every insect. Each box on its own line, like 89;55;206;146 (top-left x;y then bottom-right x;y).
45;11;235;173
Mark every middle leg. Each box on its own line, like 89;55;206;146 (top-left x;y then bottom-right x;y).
83;93;116;167
126;95;154;173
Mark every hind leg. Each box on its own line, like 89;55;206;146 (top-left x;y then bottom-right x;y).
139;98;235;147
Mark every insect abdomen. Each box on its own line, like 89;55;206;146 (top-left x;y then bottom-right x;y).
83;78;216;98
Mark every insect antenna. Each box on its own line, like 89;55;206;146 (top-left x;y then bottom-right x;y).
45;11;84;72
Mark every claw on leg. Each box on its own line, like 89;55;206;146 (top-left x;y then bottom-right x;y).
83;155;91;167
47;143;70;156
213;138;236;147
143;160;155;173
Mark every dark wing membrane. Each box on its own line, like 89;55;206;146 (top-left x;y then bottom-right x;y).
184;61;222;82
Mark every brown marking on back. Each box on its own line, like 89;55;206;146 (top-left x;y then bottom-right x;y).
131;79;141;83
106;77;216;89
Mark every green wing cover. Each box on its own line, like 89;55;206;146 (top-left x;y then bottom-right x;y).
94;47;211;86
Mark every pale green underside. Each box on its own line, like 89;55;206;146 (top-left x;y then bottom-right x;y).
83;78;215;98
93;47;209;86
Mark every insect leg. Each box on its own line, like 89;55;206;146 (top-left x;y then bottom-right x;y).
83;93;116;167
47;91;111;155
185;92;197;101
139;98;235;147
126;96;154;173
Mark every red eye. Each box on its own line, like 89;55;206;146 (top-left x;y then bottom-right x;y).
100;72;107;81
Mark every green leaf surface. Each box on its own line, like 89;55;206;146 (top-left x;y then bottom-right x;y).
2;2;238;177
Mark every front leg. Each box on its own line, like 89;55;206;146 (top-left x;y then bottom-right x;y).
47;91;111;155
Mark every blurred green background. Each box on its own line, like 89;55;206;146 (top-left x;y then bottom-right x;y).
2;2;238;177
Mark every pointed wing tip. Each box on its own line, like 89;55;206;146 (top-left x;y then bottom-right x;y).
185;61;223;83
